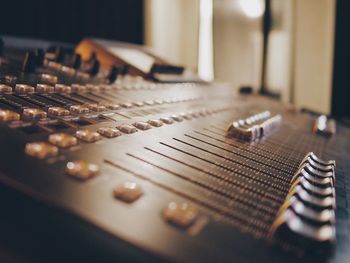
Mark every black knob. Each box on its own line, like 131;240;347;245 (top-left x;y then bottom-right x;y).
22;51;37;73
89;59;100;76
34;48;45;67
71;53;81;69
120;65;129;75
107;65;119;83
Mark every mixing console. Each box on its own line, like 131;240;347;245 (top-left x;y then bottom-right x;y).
0;37;349;263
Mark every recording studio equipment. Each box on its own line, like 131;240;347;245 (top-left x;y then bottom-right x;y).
0;36;349;263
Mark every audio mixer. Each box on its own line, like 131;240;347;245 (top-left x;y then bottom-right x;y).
0;36;349;263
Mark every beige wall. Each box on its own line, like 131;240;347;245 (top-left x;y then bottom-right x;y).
293;0;336;114
213;1;263;91
144;0;199;70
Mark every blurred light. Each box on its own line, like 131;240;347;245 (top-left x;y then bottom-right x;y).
239;0;265;18
198;0;214;81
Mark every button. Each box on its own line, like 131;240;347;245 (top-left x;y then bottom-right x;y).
148;119;163;127
48;133;78;148
104;104;120;110
163;202;198;228
69;105;90;114
71;84;87;93
15;84;35;94
133;101;144;107
86;84;99;92
66;160;99;180
87;104;106;112
0;109;20;122
22;108;47;120
0;84;12;93
121;102;133;108
133;121;152;130
75;129;102;142
36;84;54;93
25;142;58;159
41;74;58;84
99;85;112;92
171;115;184;122
113;181;143;203
160;117;174;124
61;66;76;76
117;124;138;134
180;112;192;120
144;100;155;106
55;84;71;93
97;127;122;138
48;107;70;116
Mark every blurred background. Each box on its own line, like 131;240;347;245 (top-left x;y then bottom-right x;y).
0;0;348;118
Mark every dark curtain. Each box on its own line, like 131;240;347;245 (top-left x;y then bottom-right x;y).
0;0;144;44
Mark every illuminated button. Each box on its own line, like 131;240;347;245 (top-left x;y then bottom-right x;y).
160;117;174;124
36;84;54;93
41;73;58;84
97;127;122;138
87;104;106;112
15;84;35;94
71;84;87;93
133;121;151;130
25;142;58;159
48;107;70;116
117;124;138;134
0;109;20;122
66;160;99;180
121;102;133;108
75;129;102;142
69;105;90;114
22;108;47;120
148;119;163;127
0;84;13;93
48;133;78;148
113;181;143;203
55;84;71;93
171;114;184;122
163;202;198;228
104;104;120;110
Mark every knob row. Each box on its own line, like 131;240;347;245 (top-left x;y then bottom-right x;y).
270;152;336;254
226;111;282;141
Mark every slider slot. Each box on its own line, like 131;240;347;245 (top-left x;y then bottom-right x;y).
0;96;23;111
14;95;51;109
37;94;69;107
